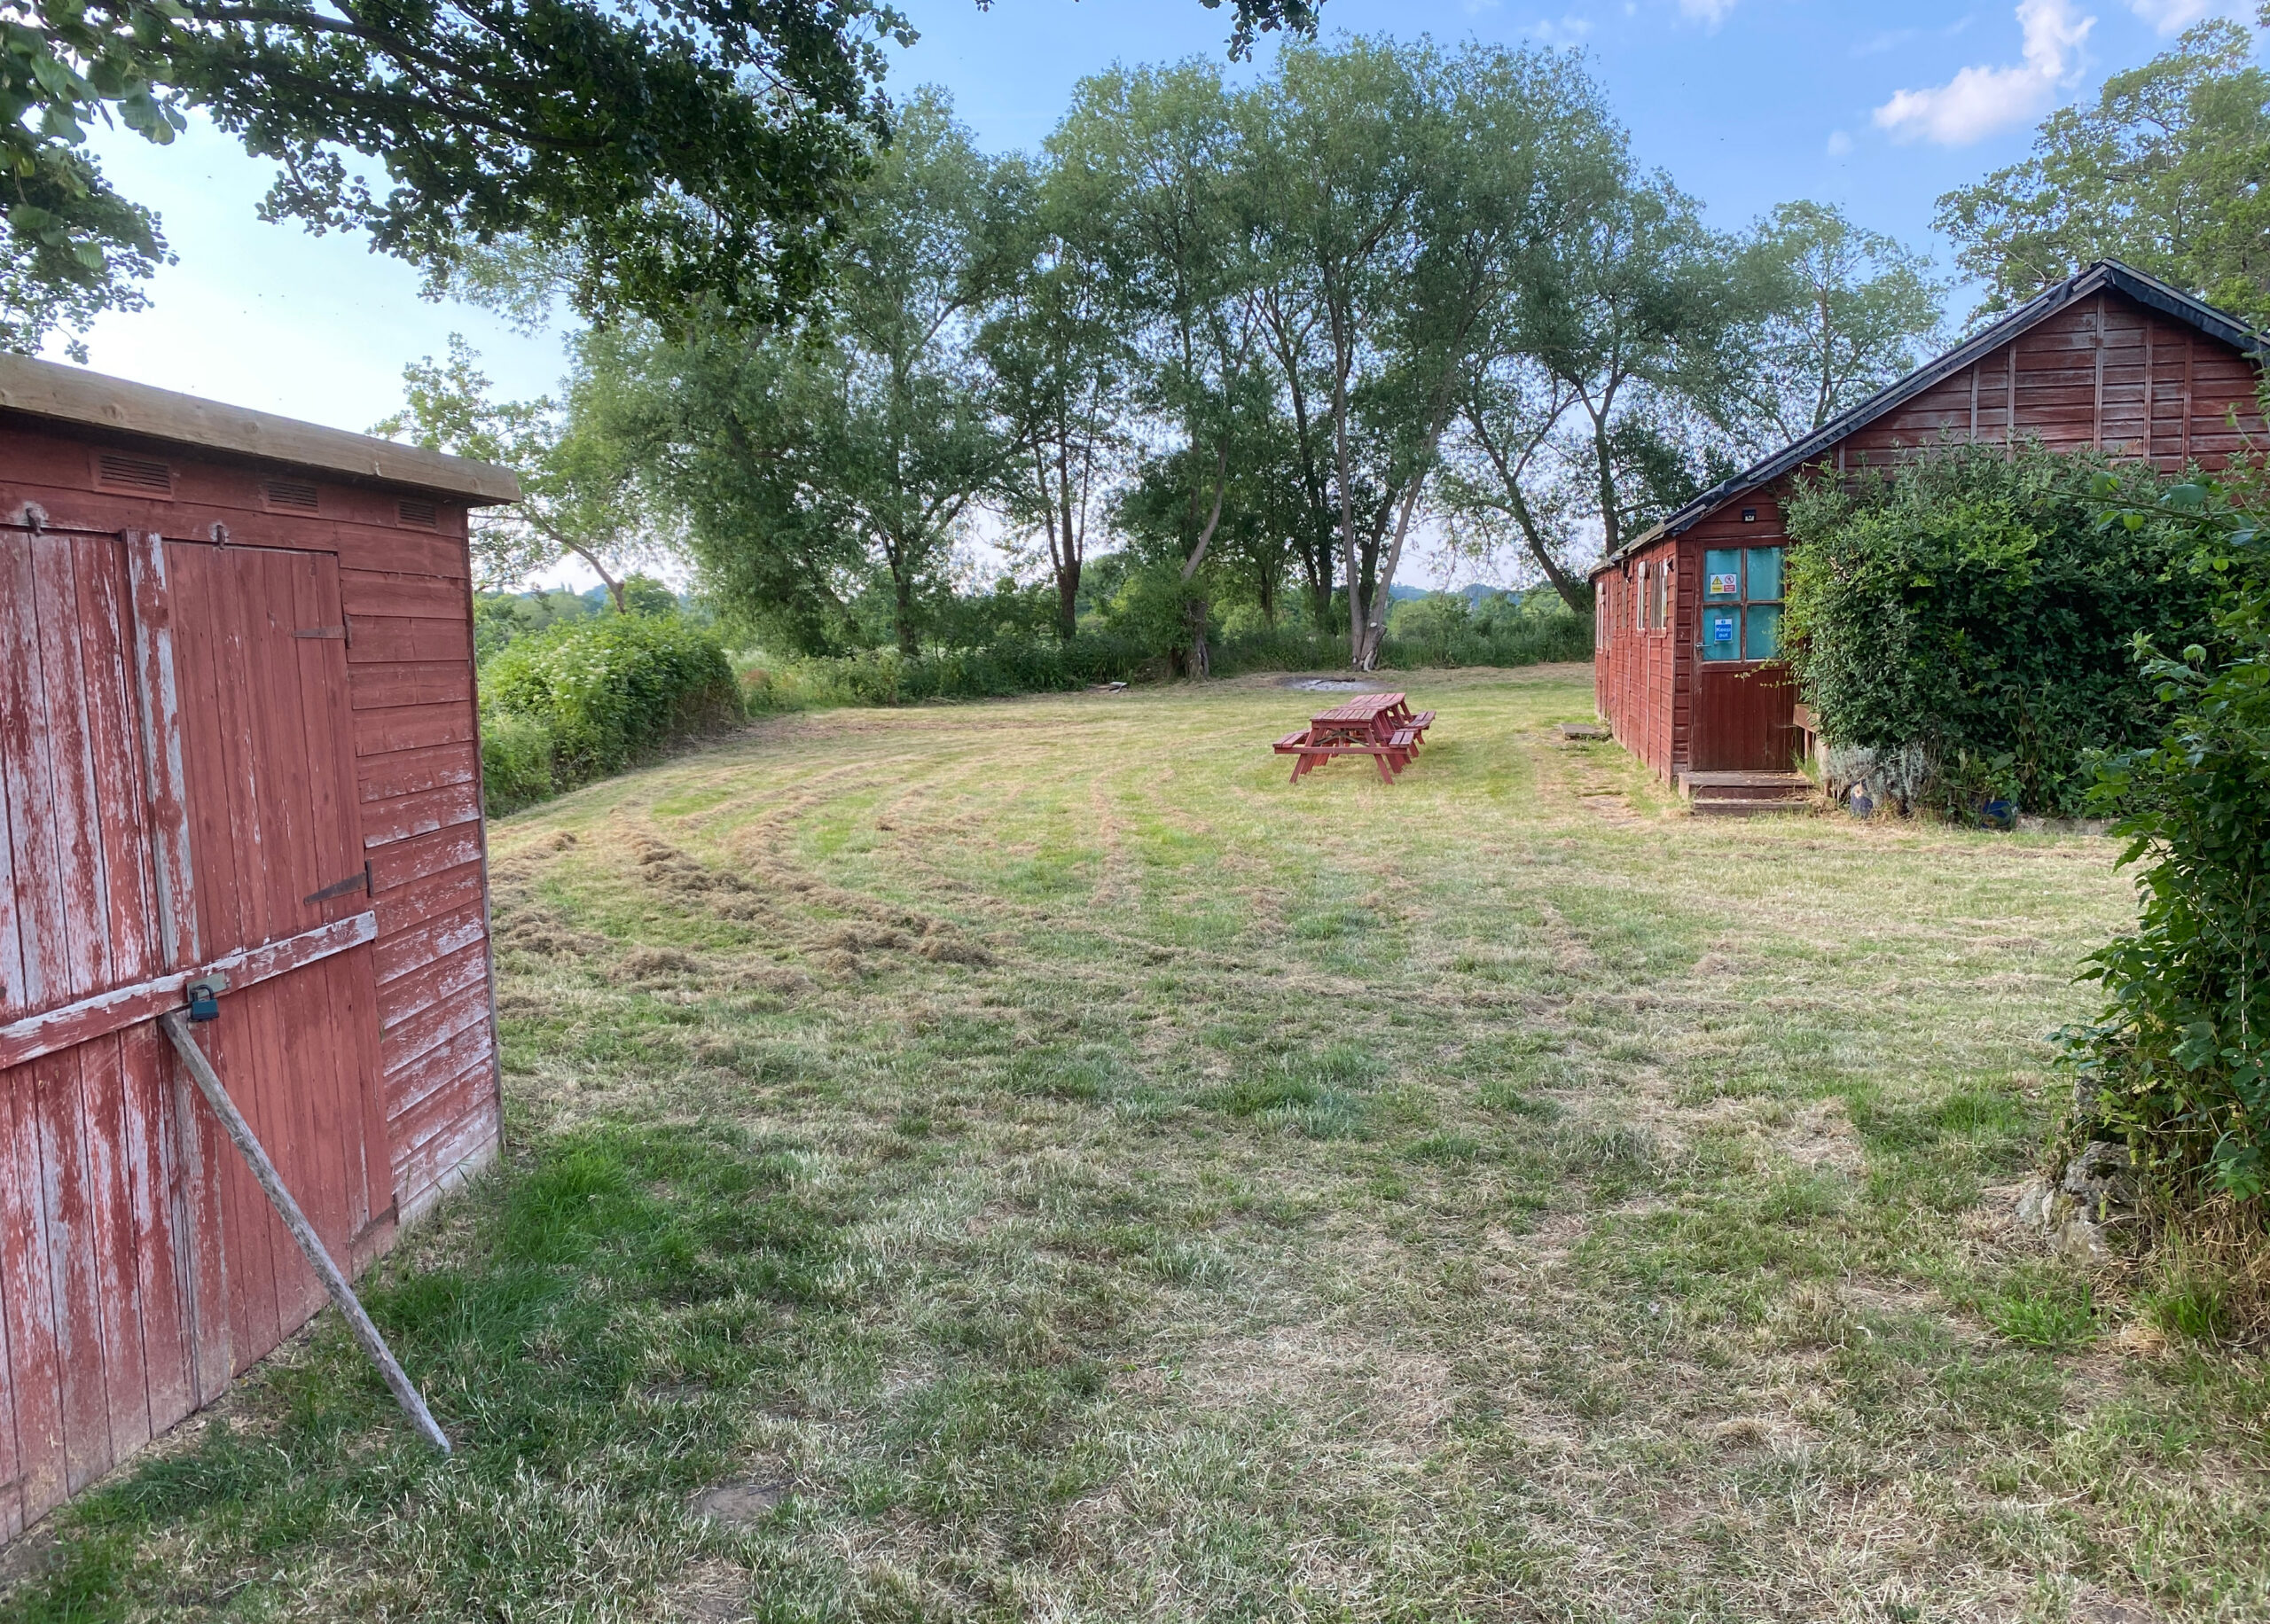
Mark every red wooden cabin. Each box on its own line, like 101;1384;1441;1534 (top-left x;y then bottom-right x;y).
1590;261;2266;800
0;355;515;1532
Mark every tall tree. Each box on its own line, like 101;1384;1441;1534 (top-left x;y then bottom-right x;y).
1053;59;1263;675
1345;43;1617;667
1718;201;1945;454
1241;36;1432;667
1519;169;1737;559
981;157;1127;641
591;93;1014;657
373;336;653;612
1936;16;2270;325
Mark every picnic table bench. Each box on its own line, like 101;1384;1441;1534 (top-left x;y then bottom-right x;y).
1272;691;1436;783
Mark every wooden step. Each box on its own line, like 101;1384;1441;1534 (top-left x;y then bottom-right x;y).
1689;796;1807;818
1678;769;1811;817
1688;776;1806;798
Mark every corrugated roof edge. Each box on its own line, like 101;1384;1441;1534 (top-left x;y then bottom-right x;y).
0;351;521;504
1586;259;2267;579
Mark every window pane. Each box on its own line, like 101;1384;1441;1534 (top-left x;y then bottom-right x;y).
1745;546;1783;602
1703;549;1741;600
1745;603;1781;660
1701;605;1742;660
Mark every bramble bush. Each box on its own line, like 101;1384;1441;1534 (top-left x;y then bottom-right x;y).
481;614;741;810
2066;466;2270;1221
1783;443;2209;818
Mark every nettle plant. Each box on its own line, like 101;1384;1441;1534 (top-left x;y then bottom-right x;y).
2067;466;2270;1201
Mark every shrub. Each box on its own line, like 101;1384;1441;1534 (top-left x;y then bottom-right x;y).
1783;443;2208;817
743;634;1161;708
2065;469;2270;1209
730;605;1592;713
480;710;556;817
483;613;742;788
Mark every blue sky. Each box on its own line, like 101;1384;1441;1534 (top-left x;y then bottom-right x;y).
42;0;2251;575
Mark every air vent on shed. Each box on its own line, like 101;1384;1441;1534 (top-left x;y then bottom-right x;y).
265;477;320;512
96;452;173;494
395;497;438;529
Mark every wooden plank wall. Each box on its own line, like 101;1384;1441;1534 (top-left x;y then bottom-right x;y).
0;422;500;1226
1839;291;2264;472
1593;535;1684;781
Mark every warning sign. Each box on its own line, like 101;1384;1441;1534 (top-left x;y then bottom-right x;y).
1707;573;1740;597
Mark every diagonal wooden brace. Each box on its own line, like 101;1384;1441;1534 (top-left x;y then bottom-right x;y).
159;1011;451;1455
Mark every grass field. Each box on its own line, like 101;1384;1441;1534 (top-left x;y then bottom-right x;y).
10;665;2270;1623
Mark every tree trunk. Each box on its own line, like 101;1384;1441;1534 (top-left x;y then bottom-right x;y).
888;541;920;657
1506;485;1591;613
1056;560;1080;643
1592;409;1622;559
1051;429;1081;642
1179;443;1230;679
1461;402;1589;613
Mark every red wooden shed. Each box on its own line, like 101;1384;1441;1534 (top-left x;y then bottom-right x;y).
1590;260;2266;806
0;354;515;1531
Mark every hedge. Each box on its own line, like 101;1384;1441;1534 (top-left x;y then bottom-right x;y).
1783;444;2209;818
481;615;742;813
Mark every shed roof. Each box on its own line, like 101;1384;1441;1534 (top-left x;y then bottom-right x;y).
0;352;520;504
1590;259;2266;577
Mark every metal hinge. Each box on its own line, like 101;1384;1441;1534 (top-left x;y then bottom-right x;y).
302;862;372;906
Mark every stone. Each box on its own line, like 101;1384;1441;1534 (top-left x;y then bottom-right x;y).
2061;1140;2137;1222
2055;1214;2110;1264
2015;1178;2055;1230
2016;1175;2112;1261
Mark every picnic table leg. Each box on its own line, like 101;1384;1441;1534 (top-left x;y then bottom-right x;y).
1374;751;1395;785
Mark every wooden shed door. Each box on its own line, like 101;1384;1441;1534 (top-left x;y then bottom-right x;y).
0;532;391;1534
160;541;392;1373
1692;665;1798;773
0;530;187;1521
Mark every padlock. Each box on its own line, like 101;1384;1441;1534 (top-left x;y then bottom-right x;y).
185;972;230;1022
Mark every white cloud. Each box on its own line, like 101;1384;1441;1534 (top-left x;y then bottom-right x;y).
1826;129;1854;156
2125;0;2243;31
1525;12;1594;41
1678;0;1735;27
1872;0;2093;145
1853;27;1919;55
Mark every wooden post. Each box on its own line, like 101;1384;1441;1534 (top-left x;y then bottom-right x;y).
159;1011;450;1454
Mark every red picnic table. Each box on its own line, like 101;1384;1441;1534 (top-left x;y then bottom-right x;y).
1272;692;1436;784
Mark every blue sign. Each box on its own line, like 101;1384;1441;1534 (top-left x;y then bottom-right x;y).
1711;615;1734;643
